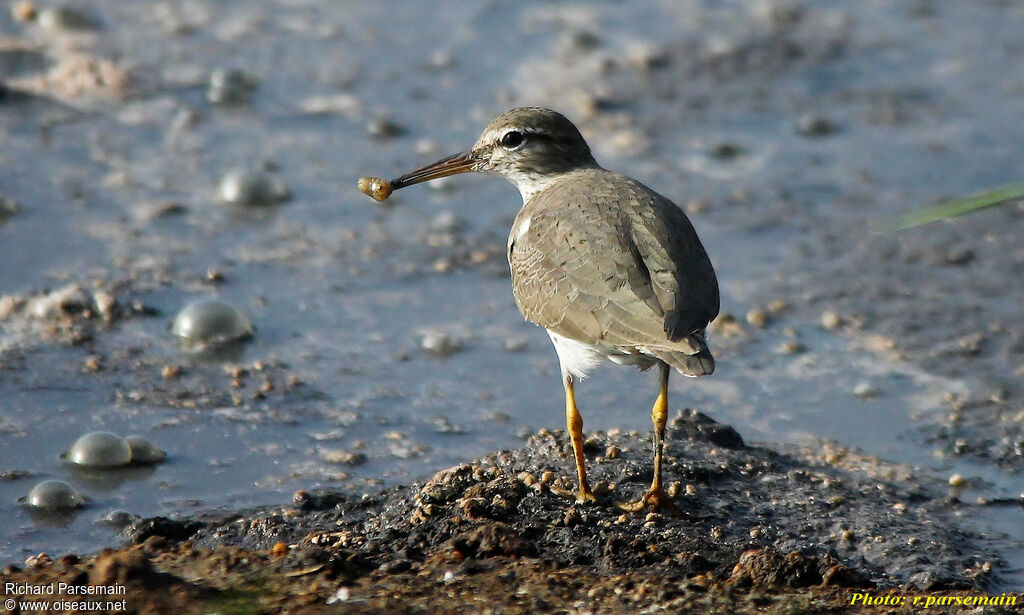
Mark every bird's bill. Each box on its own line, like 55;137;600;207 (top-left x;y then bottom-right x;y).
390;152;477;190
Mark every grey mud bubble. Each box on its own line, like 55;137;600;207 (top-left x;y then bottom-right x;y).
124;435;167;464
171;298;254;345
217;168;291;206
97;510;141;528
67;431;132;468
23;480;85;511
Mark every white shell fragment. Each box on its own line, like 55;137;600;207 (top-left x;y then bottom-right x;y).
25;480;85;511
67;431;132;468
125;435;167;464
171;298;254;344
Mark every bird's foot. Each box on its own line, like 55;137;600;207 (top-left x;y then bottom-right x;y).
550;484;598;505
618;487;682;516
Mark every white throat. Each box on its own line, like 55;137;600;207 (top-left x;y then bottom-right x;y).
505;169;562;203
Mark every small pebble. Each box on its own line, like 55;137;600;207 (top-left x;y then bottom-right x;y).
853;381;881;399
503;337;528;352
67;432;132;468
171;298;254;345
745;308;769;328
11;1;36;22
709;142;742;159
206;268;225;283
420;330;462;357
366;117;406;139
320;449;368;466
161;364;182;379
428;49;455;70
796;114;838;137
514;426;534;439
0;194;22;219
685;199;707;214
24;480;84;511
29;284;93;320
37;6;100;30
326;586;351;605
25;553;52;567
776;341;806;354
0;295;23;319
820;310;841;330
428;415;465;434
207;68;257;105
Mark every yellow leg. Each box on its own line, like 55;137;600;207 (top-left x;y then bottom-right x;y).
621;362;677;513
564;375;596;504
650;361;669;497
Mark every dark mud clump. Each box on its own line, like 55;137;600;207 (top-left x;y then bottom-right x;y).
4;412;1006;614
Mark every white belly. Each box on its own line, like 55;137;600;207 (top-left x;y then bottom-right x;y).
546;330;657;380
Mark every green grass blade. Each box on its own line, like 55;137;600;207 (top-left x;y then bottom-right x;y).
875;181;1024;232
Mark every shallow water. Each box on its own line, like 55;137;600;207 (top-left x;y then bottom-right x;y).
1;0;1022;585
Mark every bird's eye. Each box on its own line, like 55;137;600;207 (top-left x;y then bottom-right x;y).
500;131;525;149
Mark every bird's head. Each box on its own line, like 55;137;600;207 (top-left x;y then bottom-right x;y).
388;107;597;200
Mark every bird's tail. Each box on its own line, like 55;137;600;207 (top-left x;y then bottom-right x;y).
648;330;714;377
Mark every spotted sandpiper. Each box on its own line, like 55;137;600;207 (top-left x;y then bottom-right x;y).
359;107;719;511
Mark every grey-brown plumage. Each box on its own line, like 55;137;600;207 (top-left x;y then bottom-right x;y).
507;167;718;377
369;107;719;511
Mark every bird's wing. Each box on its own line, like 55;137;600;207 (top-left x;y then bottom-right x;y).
507;169;718;353
623;176;720;341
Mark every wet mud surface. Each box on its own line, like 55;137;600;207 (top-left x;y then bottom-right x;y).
3;412;1016;613
2;0;1024;611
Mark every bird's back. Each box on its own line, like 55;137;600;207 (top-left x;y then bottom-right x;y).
507;167;719;374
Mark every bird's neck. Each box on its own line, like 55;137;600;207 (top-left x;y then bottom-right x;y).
505;164;599;203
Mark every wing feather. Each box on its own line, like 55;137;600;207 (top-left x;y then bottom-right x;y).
507;168;719;358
